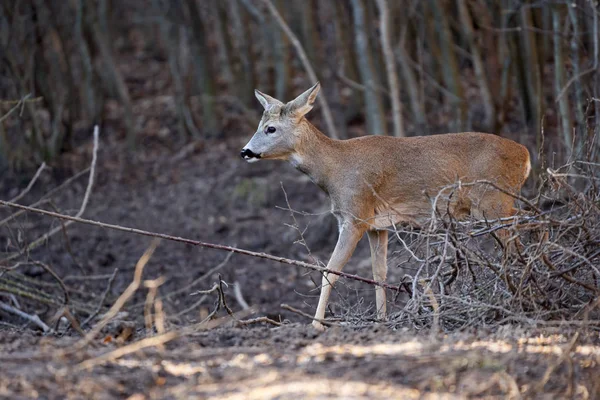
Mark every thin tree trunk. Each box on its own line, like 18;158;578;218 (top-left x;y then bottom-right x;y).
228;0;254;106
430;0;466;132
335;1;362;126
350;0;387;136
155;3;201;139
299;0;318;64
592;1;600;158
520;5;542;138
568;3;585;154
376;0;404;137
396;42;425;131
75;0;97;122
262;0;339;139
496;5;512;132
273;0;289;100
211;0;235;92
552;6;573;153
457;0;495;132
185;0;219;136
317;0;347;138
92;0;135;147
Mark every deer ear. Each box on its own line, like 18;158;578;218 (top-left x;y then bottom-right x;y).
255;89;283;110
287;82;320;118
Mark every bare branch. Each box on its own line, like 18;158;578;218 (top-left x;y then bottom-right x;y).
0;300;51;332
0;199;402;292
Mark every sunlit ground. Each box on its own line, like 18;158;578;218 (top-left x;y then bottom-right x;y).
1;326;598;399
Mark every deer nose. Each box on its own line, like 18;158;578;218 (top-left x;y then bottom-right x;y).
240;148;260;159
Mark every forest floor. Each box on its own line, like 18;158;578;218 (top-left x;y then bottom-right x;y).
1;133;599;399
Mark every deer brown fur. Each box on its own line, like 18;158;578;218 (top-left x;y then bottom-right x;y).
241;82;530;330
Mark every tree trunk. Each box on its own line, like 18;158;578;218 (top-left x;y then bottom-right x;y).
211;0;235;92
317;0;347;138
568;3;585;154
227;0;255;106
376;0;404;137
520;5;542;138
273;0;290;100
185;0;219;137
430;0;466;132
350;0;387;136
457;0;495;132
263;0;339;139
552;6;573;152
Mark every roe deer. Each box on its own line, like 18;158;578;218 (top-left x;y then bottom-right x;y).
241;82;531;330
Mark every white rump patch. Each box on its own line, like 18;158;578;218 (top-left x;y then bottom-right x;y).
524;157;531;180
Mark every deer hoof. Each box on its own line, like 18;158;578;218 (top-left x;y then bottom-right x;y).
311;320;326;331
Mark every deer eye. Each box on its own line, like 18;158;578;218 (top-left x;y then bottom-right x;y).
266;126;276;134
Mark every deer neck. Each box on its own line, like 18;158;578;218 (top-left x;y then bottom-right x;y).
289;121;337;193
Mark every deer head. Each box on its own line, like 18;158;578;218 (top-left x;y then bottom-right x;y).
240;82;321;163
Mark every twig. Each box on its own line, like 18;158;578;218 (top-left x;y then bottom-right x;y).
233;281;250;310
218;274;235;317
190;283;219;296
555;66;596;103
0;167;90;229
237;316;281;326
281;303;339;327
81;268;118;328
77;330;179;370
156;251;233;304
76;240;159;348
0;96;43;105
144;276;166;335
0;300;50;332
32;261;69;305
542;253;597;293
280;183;319;265
0;200;401;292
75;309;252;371
530;332;579;395
2;125;99;262
5;162;46;204
0;93;31;124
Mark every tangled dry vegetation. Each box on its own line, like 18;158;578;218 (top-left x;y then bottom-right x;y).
377;155;600;332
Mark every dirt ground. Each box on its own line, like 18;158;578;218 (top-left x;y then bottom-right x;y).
1;323;600;399
1;134;600;399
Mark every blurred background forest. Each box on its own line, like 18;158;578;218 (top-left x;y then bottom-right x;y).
1;0;599;171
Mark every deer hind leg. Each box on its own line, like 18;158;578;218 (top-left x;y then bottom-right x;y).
313;220;363;330
367;229;388;320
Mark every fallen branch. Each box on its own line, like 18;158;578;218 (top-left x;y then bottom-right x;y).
281;303;339;327
76;240;159;348
0;300;51;332
0;200;401;292
75;308;252;371
237;316;281;327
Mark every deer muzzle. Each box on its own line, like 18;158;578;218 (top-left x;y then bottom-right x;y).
240;148;261;163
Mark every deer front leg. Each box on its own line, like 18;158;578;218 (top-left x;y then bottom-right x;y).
367;229;388;320
313;221;363;330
